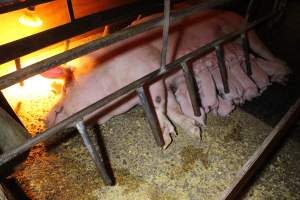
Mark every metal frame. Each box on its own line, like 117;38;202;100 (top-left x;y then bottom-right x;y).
0;0;286;188
0;0;168;65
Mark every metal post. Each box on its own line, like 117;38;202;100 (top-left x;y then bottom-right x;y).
215;45;229;93
181;61;201;116
14;58;24;86
66;0;75;22
160;0;171;72
245;0;255;22
76;121;113;186
136;86;164;147
241;33;252;76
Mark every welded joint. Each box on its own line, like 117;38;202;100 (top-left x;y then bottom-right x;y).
136;86;165;147
215;45;229;94
76;120;113;186
180;61;202;116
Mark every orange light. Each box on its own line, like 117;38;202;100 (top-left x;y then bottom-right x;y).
19;7;42;27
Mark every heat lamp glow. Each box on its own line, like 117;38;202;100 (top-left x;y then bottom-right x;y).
19;9;42;27
2;75;64;102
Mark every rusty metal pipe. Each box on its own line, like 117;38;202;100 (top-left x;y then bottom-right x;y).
181;61;201;116
136;86;165;147
215;45;229;93
76;121;113;185
241;33;252;76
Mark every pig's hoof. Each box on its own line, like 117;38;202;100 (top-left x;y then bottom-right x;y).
162;131;172;150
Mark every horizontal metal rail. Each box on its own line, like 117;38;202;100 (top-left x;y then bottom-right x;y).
0;0;233;90
0;9;280;166
0;0;167;65
0;0;53;14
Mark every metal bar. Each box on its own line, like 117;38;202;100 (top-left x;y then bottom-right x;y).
241;33;252;76
0;11;279;166
136;86;164;147
14;58;24;86
0;0;53;14
66;0;75;22
0;0;233;89
181;61;201;116
220;98;300;200
160;0;171;71
76;121;113;185
215;45;229;93
0;0;166;65
245;0;255;22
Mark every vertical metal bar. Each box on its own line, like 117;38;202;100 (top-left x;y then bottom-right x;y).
65;39;70;51
245;0;255;22
181;61;201;116
76;121;113;186
160;0;170;72
241;33;252;76
136;86;164;147
215;45;229;93
66;0;75;22
14;58;24;86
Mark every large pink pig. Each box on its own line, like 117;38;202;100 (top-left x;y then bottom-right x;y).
45;9;290;149
45;32;201;149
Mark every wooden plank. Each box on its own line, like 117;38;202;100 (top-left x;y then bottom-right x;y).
220;97;300;200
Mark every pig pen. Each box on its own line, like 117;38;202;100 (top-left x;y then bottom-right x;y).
1;0;300;199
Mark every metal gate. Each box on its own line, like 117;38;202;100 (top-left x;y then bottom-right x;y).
0;0;287;191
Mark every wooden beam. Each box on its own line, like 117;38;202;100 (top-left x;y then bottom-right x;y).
220;97;300;200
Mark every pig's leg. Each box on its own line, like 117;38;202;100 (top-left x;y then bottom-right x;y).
255;57;290;84
193;60;219;113
45;100;65;128
166;87;203;139
247;56;271;92
213;96;235;117
228;61;259;101
148;81;176;149
173;82;206;126
207;62;244;104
